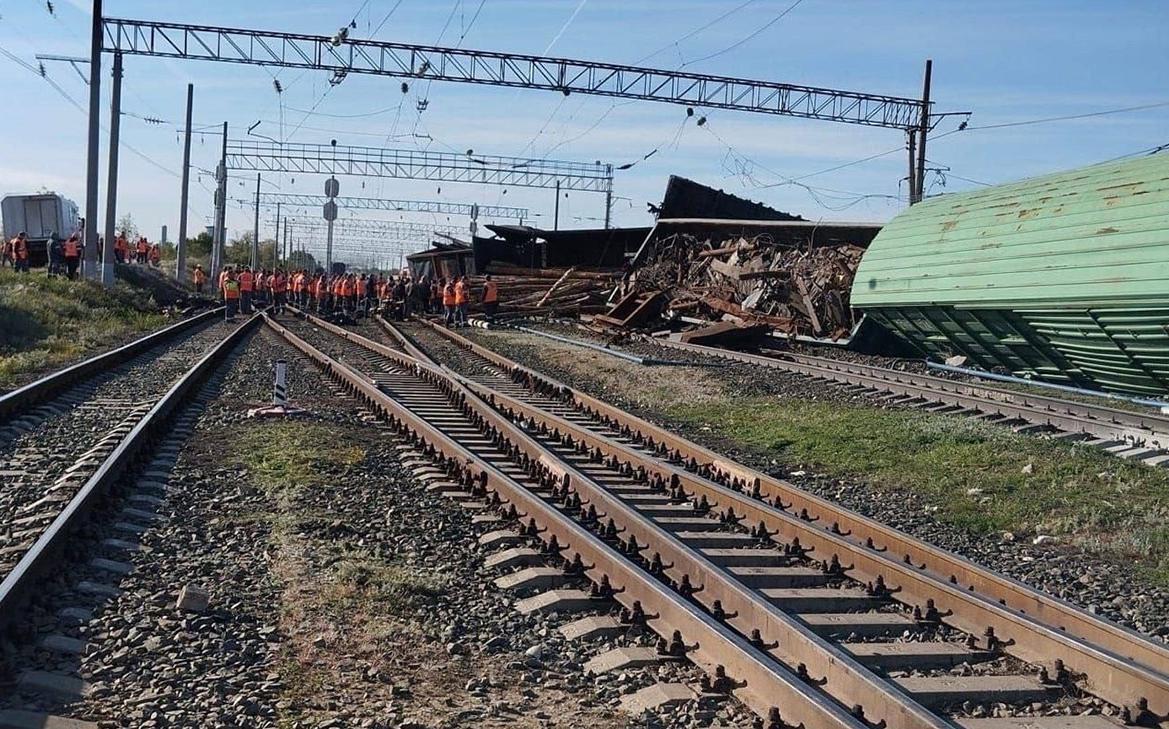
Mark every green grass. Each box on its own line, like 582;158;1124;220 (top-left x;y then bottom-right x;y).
669;397;1169;582
232;421;366;501
0;268;168;387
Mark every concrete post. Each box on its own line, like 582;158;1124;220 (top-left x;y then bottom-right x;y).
100;52;123;287
176;83;194;282
83;0;103;281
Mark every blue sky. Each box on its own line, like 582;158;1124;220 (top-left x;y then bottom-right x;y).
1;0;1166;262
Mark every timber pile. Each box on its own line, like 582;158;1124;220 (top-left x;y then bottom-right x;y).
468;263;619;317
633;233;865;339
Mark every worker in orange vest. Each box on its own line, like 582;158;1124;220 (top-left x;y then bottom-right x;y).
274;268;290;315
482;274;499;323
193;264;207;294
441;277;456;326
135;236;149;264
330;275;343;314
222;270;241;320
238;266;254;314
114;232;129;264
148;243;161;267
10;233;29;273
453;275;469;327
61;234;81;279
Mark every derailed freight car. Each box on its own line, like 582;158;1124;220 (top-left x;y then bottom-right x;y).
850;152;1169;396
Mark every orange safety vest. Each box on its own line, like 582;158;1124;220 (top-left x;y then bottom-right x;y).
64;238;79;257
340;278;353;297
272;274;286;293
238;271;254;292
483;280;498;303
137;239;149;254
194;268;206;284
442;283;456;306
115;236;128;254
223;280;240;300
14;238;28;260
454;281;468;305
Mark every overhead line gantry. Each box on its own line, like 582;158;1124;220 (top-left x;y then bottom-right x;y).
79;5;961;285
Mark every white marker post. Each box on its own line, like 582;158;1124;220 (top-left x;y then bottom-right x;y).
248;358;304;417
273;359;288;406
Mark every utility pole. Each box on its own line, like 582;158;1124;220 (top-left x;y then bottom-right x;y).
913;59;933;204
272;201;281;270
282;218;289;268
906;130;917;204
83;0;103;282
176;83;194;282
251;173;261;269
100;52;123;287
211;122;227;280
604;164;613;229
553;180;560;231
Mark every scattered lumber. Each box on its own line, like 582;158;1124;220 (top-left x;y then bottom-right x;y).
626;232;865;340
463;265;619;317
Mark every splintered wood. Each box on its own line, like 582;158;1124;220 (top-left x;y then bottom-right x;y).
633;233;865;340
470;263;618;317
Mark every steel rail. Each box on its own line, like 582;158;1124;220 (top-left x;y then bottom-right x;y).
0;308;225;420
0;312;259;628
655;338;1169;450
263;314;870;729
307;313;965;728
407;317;1169;715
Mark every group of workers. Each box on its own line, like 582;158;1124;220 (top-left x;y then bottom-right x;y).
2;230;85;279
2;229;162;280
112;232;161;267
208;264;499;325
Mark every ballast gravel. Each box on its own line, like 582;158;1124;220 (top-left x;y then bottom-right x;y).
462;323;1169;644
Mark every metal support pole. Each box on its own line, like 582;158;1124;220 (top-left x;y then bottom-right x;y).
553;180;560;231
914;59;932;204
906;130;917;205
325;219;334;272
100;52;123;287
272;201;280;270
82;0;103;282
604;164;613;229
211;122;227;281
282;218;289;268
176;83;194;282
251;173;261;269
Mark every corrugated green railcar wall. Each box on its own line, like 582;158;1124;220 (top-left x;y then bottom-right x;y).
851;153;1169;395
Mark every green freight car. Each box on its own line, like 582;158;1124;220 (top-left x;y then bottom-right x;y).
850;152;1169;395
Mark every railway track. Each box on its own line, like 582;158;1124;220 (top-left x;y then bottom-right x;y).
646;337;1169;466
0;313;258;721
0;310;237;578
272;309;1169;729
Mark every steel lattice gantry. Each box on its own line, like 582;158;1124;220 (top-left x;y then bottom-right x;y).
227;140;612;192
101;17;928;130
253;193;528;220
279;217;464;238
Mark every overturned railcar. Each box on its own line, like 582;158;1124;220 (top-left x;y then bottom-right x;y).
851;153;1169;395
